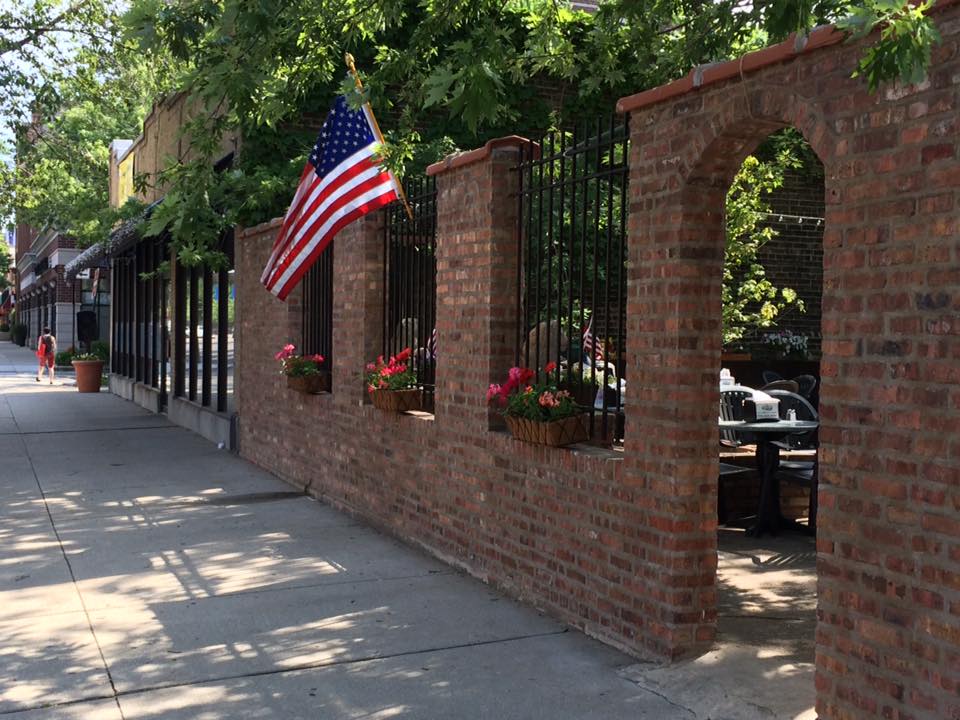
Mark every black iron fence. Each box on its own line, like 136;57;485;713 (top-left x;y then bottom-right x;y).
514;115;630;445
111;235;169;402
301;242;334;369
383;176;437;409
173;230;234;414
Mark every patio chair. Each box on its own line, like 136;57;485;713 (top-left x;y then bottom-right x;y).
760;379;799;394
719;388;754;450
767;389;819;527
761;370;783;385
794;374;817;400
718;388;755;523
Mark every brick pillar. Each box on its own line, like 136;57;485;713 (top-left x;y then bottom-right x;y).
332;213;384;406
428;137;526;434
621;126;746;659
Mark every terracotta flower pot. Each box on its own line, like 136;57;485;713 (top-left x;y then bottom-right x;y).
286;373;330;394
72;360;104;393
504;413;588;447
370;388;422;412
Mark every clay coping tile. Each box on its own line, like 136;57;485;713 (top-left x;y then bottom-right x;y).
617;0;960;114
426;136;539;176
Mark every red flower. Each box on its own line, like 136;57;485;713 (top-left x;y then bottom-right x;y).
544;361;557;374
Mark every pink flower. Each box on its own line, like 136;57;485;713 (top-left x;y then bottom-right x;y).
274;344;296;361
539;391;558;408
366;362;376;372
487;384;502;403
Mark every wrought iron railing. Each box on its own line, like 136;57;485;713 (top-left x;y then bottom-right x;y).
514;115;630;445
173;230;234;413
382;176;437;410
112;235;169;403
302;242;334;372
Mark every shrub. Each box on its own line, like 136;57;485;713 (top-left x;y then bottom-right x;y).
11;323;28;346
90;341;109;362
55;349;75;366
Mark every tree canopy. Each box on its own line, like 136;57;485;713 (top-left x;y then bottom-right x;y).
0;0;945;262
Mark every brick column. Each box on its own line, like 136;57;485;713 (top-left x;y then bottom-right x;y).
331;213;384;406
428;137;527;434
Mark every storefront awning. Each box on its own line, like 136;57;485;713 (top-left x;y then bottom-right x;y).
64;200;162;281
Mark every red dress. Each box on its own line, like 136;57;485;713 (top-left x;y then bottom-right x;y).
37;336;55;368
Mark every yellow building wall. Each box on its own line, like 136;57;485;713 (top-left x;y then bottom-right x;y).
116;154;135;206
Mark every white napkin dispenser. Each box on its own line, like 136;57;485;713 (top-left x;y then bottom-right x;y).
744;391;780;422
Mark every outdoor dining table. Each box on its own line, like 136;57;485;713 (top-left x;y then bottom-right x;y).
718;418;820;537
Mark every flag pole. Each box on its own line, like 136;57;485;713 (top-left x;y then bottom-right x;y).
344;53;414;221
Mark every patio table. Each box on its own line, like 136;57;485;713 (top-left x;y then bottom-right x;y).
718;419;819;537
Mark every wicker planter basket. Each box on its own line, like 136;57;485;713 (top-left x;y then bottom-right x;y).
370;388;422;412
504;414;588;447
286;373;330;394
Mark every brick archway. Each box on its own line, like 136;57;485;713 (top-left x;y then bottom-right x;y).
621;82;835;661
621;9;960;718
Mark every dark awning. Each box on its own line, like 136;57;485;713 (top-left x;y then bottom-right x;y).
64;200;162;281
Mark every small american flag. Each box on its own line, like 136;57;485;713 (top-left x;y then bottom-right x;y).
428;327;438;360
261;94;400;300
582;317;604;362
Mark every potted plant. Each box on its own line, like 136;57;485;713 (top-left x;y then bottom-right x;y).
488;362;588;447
365;348;421;412
72;352;104;393
11;322;27;346
275;344;329;393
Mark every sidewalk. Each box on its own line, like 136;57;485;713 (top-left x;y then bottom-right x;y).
0;341;74;381
0;341;676;719
0;340;815;719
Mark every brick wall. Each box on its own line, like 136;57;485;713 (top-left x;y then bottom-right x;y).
619;5;960;719
752;168;826;358
235;142;677;662
236;8;958;719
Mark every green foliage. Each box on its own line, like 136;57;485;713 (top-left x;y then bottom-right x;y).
837;0;941;90
55;348;75;366
722;132;811;346
0;52;167;247
0;237;10;289
90;340;109;362
116;0;943;268
0;0;120;117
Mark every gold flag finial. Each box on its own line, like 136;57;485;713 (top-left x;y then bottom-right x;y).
341;53;413;221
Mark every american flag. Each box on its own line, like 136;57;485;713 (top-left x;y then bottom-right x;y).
261;95;400;300
582;317;604;362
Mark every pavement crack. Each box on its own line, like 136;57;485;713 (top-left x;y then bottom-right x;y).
108;628;572;701
10;410;129;720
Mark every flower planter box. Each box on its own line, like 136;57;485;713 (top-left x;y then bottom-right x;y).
504;414;588;447
0;331;10;342
370;388;422;413
286;373;330;394
72;360;104;393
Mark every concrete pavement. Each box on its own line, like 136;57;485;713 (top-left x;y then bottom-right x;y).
0;340;817;719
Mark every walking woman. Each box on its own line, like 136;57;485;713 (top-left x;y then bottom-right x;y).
36;326;57;384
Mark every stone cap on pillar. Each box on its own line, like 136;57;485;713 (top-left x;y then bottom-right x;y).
426;136;539;177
